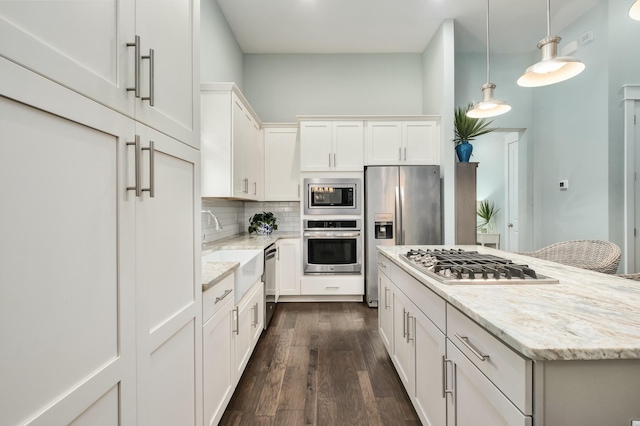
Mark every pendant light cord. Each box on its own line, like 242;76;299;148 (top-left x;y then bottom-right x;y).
546;0;551;38
485;0;490;84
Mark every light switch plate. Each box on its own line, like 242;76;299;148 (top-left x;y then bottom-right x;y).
559;180;569;190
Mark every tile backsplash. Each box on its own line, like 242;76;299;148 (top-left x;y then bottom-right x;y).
201;199;301;244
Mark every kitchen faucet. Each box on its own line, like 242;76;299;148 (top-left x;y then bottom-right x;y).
201;210;223;231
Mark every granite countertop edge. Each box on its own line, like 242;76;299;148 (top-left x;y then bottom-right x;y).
378;245;640;362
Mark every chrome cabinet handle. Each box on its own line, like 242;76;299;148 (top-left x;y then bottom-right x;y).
378;262;387;269
406;314;415;343
404;147;407;161
398;147;401;160
126;135;141;197
402;308;407;338
254;302;259;326
126;35;140;98
328;153;331;167
333;153;336;167
251;304;256;327
141;49;155;106
253;181;257;195
214;289;232;304
455;333;489;361
442;356;454;398
141;140;154;198
233;307;239;335
384;287;390;309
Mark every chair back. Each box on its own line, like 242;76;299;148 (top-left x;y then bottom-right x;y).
519;240;621;274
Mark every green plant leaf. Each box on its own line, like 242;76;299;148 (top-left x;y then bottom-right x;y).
453;103;496;145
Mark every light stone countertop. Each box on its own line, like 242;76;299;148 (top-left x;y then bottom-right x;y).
378;245;640;361
201;233;300;291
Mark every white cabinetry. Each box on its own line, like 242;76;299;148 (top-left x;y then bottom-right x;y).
300;120;364;171
0;57;200;425
276;238;301;297
134;124;200;426
201;83;263;200
366;119;439;165
203;276;234;426
233;278;264;381
264;126;300;201
377;256;392;353
392;287;415;392
0;0;200;148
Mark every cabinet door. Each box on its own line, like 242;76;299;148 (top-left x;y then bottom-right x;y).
392;287;415;393
0;0;135;117
233;290;255;380
134;0;199;148
378;270;393;353
264;127;300;201
250;283;265;344
135;124;201;426
366;121;402;165
248;120;263;200
300;121;332;171
447;341;531;426
0;60;136;426
277;239;301;297
414;310;447;426
232;96;248;198
332;121;364;171
403;121;440;165
203;297;234;426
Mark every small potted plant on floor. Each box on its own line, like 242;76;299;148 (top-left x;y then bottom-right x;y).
248;211;278;235
454;103;495;162
477;200;500;233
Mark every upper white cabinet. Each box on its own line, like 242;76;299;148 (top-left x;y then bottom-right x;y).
366;119;440;165
264;126;300;201
201;84;263;201
0;0;200;148
300;120;364;171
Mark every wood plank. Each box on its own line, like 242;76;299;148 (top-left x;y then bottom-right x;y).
358;370;382;426
254;329;293;416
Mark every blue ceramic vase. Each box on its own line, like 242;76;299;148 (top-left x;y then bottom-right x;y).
256;223;273;235
455;140;473;162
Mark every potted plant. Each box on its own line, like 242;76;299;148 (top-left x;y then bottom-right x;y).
477;200;500;233
453;104;495;162
248;211;278;235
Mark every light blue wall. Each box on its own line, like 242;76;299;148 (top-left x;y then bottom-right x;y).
531;1;609;247
422;20;456;244
200;0;244;87
242;54;424;122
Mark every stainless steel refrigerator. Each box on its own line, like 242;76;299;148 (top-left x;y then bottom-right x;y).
365;165;442;307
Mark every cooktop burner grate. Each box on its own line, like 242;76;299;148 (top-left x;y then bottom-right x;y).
399;248;559;285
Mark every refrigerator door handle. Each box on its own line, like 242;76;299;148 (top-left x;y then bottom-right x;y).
395;185;402;245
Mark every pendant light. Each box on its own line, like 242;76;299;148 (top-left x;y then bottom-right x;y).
467;0;511;118
517;0;585;87
630;0;640;20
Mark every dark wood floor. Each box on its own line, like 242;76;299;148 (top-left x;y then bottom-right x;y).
220;302;420;425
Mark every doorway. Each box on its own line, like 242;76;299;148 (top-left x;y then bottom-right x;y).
505;133;519;252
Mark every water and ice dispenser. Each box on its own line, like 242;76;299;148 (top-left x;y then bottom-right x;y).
374;213;394;239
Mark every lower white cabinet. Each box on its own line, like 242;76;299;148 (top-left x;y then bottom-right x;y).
276;238;301;297
392;286;415;392
233;278;264;381
377;267;392;352
203;276;234;426
446;340;531;426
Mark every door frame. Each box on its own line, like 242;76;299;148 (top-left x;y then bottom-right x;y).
623;85;640;273
504;132;519;252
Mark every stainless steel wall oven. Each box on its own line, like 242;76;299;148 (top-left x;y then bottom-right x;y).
303;178;361;215
303;219;362;274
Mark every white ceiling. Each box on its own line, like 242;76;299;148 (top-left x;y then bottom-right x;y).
216;0;603;54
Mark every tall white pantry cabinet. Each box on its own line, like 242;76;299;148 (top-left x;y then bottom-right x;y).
0;1;202;425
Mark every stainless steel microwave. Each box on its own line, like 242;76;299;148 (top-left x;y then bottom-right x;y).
303;178;361;215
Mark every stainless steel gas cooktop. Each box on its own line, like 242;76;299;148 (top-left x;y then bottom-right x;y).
400;248;559;285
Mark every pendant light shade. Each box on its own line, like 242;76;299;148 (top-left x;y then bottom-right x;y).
630;0;640;20
467;0;511;118
517;0;585;87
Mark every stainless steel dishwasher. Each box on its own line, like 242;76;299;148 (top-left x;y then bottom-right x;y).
263;243;277;328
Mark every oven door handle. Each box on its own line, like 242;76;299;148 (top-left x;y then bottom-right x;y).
303;231;361;238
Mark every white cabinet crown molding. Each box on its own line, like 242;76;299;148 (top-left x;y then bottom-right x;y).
297;114;440;122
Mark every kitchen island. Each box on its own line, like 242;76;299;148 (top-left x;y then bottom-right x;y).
378;245;640;426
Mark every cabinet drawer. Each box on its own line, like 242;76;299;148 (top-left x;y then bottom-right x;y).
377;253;391;277
300;277;364;295
203;275;234;324
447;306;533;415
390;262;446;333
